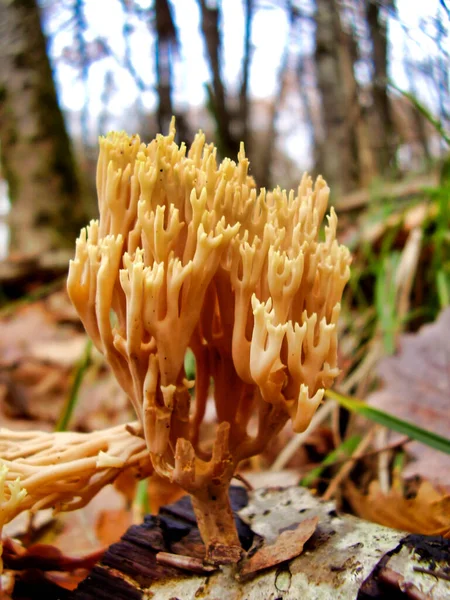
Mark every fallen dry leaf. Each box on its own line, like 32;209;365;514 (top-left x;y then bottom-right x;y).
2;537;103;594
367;307;450;487
0;294;133;431
147;473;185;515
239;516;318;576
95;509;132;546
0;304;65;368
2;538;103;572
29;336;87;367
346;479;450;537
48;485;125;557
0;301;83;427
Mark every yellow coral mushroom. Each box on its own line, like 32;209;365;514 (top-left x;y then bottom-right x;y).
67;119;351;563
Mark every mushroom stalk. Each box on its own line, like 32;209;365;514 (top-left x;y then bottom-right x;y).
191;483;241;564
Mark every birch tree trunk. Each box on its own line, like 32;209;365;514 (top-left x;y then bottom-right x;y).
0;0;85;255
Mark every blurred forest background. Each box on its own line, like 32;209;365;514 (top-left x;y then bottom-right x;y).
0;4;450;592
0;0;449;260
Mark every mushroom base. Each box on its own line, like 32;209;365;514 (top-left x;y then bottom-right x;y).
191;484;243;565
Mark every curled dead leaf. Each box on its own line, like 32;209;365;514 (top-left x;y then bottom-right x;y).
346;479;450;538
239;516;318;577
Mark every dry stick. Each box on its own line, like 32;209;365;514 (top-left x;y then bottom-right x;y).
233;473;254;491
395;227;422;323
376;426;391;495
326;435;410;468
413;567;450;583
339;339;383;395
270;401;336;472
330;401;342;450
322;427;376;501
156;552;218;574
378;567;432;600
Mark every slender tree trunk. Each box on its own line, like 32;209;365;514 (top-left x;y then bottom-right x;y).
0;0;85;255
197;0;239;159
339;25;377;187
403;54;431;165
367;0;398;175
155;0;176;136
239;0;254;153
314;0;355;193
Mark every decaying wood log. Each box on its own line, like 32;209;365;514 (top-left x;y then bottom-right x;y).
4;486;449;599
68;486;449;600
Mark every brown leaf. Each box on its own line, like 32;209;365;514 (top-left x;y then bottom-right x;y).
50;486;125;557
2;537;104;572
95;509;132;546
367;307;450;487
147;473;185;515
346;479;450;538
29;336;87;367
239;516;318;576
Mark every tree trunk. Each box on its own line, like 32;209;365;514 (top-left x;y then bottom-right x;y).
314;0;356;194
154;0;176;136
197;0;240;159
239;0;254;153
0;0;86;255
367;0;398;176
339;25;377;187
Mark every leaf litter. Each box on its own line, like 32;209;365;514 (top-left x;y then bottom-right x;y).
367;307;450;487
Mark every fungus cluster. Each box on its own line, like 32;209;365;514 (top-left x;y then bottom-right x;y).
0;121;350;568
66;120;351;562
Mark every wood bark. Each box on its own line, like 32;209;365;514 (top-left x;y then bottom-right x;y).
315;0;355;193
315;0;378;192
0;0;86;255
239;0;254;153
154;0;182;139
367;0;398;175
66;486;448;600
4;486;449;599
197;0;240;159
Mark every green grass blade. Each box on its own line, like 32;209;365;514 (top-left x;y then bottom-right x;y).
389;81;450;145
437;269;450;309
55;338;93;432
135;478;150;515
300;434;362;487
326;390;450;455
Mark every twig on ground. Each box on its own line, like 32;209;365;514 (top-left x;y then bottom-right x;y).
376;427;391;495
322;427;376;501
270;401;336;472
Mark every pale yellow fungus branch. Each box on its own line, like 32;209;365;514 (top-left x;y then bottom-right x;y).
0;423;151;550
0;464;27;574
